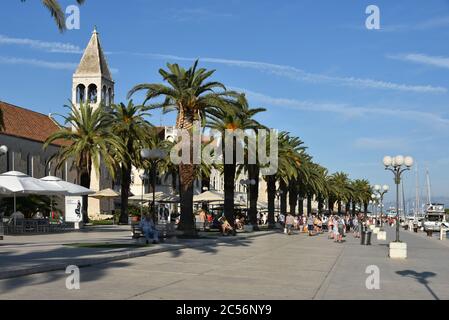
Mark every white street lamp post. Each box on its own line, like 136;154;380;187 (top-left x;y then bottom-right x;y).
383;155;414;243
373;184;389;229
141;148;167;222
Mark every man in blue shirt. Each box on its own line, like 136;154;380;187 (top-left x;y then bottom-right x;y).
139;214;159;244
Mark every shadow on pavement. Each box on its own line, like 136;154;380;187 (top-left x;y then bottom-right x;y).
396;270;439;300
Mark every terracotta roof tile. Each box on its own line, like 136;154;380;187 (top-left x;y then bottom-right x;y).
0;101;70;147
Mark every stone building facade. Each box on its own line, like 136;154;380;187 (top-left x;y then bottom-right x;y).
0;101;77;183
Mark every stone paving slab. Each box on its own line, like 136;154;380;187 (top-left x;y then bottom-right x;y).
0;226;448;299
0;226;277;280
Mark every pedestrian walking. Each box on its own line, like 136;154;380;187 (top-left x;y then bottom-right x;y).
337;217;345;243
353;216;360;238
285;213;295;235
307;215;315;236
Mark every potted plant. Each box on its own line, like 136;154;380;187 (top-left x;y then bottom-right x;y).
128;205;142;224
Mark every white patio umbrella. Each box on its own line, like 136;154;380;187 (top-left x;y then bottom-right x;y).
0;171;65;213
193;190;224;203
129;191;180;203
90;188;120;214
40;176;95;196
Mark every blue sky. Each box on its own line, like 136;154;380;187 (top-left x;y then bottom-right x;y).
0;0;448;203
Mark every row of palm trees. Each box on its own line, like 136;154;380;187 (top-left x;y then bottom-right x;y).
44;60;373;235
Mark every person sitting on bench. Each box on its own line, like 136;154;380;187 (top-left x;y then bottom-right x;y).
219;217;236;236
139;214;159;244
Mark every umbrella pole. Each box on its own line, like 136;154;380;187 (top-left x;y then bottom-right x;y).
14;193;16;213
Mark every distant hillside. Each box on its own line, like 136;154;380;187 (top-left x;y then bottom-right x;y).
384;196;449;209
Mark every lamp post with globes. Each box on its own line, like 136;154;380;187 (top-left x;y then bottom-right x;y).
373;184;389;229
139;173;149;218
141;148;167;222
371;194;380;220
383;155;414;243
371;193;380;227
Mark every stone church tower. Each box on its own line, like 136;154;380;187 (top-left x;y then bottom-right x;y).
72;27;115;219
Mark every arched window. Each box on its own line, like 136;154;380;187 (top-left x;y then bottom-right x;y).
26;154;32;176
101;86;107;104
108;88;113;105
88;84;98;104
6;151;10;172
45;160;50;176
76;84;86;104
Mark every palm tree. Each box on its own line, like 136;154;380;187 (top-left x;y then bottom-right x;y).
128;60;238;235
301;161;327;216
111;101;153;224
311;164;328;214
44;102;125;223
353;179;372;215
264;132;305;227
328;172;354;214
21;0;85;32
207;94;266;227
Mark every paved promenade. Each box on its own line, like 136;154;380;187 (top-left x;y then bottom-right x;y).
0;226;448;300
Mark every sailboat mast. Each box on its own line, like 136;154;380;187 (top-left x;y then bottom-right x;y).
415;164;420;217
426;168;432;205
401;180;406;219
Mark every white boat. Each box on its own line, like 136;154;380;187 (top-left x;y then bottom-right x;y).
422;169;447;231
423;203;446;232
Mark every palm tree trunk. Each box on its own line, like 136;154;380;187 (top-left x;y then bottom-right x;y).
266;175;276;228
307;194;313;216
80;170;90;224
338;201;342;214
176;109;196;235
178;164;195;234
298;197;304;216
318;196;324;214
328;198;334;214
280;180;288;215
248;164;259;230
288;181;298;215
223;163;236;227
345;202;351;215
119;163;132;224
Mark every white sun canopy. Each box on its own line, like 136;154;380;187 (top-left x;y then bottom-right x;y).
0;171;66;212
40;176;95;196
129;191;180;203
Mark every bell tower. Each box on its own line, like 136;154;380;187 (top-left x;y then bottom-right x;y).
72;27;115;220
72;27;114;110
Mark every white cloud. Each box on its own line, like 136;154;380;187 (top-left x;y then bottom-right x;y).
234;87;449;127
416;16;449;30
0;34;445;94
354;138;408;150
372;16;449;32
170;8;234;22
0;56;119;73
388;53;449;70
136;53;446;94
0;34;82;54
0;56;77;70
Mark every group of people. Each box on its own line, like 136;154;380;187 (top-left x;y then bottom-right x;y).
278;212;373;244
279;213;326;236
196;208;238;236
